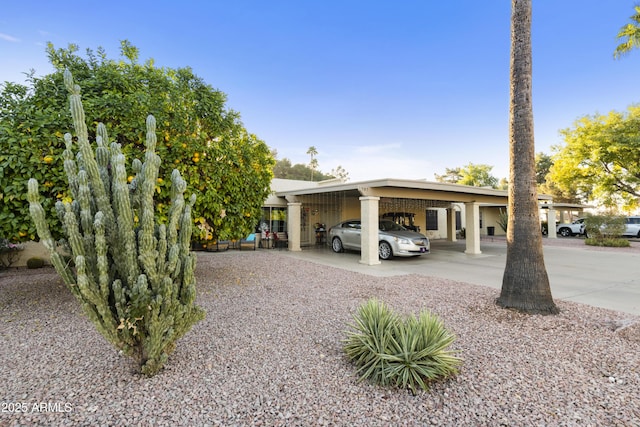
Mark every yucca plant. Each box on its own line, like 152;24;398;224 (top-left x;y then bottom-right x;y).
344;298;461;394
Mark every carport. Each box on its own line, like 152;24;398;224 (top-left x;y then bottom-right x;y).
272;178;553;265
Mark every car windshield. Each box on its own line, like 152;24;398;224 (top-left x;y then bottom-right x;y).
379;220;406;231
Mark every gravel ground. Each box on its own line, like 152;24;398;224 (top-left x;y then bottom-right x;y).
1;247;639;426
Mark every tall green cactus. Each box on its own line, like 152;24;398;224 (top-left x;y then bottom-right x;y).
27;69;205;376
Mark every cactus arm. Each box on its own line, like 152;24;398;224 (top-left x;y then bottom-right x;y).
178;193;196;259
94;212;111;301
62;133;79;200
75;255;119;343
76;170;96;274
63;69;117;247
111;152;140;284
63;202;85;260
95;124;111;195
137;116;161;284
166;169;186;247
27;179;76;285
156;224;167;282
180;254;196;305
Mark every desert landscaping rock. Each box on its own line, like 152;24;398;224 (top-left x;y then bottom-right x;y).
1;249;639;426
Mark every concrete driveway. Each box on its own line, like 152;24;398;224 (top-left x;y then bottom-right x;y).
283;237;640;315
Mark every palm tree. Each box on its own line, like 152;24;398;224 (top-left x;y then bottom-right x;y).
497;0;558;314
307;146;318;181
614;5;640;59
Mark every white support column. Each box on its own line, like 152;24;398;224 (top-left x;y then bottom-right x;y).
447;207;457;242
547;208;557;239
287;202;302;251
359;196;381;265
464;202;482;255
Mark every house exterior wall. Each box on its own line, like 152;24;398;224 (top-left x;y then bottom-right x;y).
481;207;507;236
342;199;361;221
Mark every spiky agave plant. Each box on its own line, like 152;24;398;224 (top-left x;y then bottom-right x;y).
27;69;205;376
344;298;461;394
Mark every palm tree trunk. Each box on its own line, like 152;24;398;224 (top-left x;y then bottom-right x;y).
498;0;558;314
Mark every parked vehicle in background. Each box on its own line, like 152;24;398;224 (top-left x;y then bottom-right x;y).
556;218;586;237
328;219;430;260
623;216;640;237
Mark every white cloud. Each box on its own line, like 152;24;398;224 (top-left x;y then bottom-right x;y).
0;32;20;42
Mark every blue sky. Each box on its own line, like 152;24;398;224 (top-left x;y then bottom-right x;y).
1;1;639;182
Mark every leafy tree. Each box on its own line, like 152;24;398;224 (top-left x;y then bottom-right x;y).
434;167;463;184
271;150;339;181
496;177;509;191
434;163;500;188
498;0;558;315
535;152;553;185
458;163;499;188
0;41;274;243
535;152;581;203
272;157;294;179
614;5;640;59
549;105;640;210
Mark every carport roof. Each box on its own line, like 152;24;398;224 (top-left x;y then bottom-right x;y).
273;178;553;205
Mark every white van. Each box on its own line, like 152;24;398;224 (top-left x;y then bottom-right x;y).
623;216;640;238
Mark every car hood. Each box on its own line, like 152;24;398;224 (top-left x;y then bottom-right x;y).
381;230;428;240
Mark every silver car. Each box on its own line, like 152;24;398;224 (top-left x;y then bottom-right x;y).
328;219;430;260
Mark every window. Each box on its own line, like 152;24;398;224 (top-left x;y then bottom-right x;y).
455;211;462;230
259;207;287;233
426;210;438;230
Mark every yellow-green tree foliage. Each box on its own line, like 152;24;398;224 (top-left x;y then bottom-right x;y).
549;105;640;210
614;5;640;58
434;163;500;188
1;41;274;243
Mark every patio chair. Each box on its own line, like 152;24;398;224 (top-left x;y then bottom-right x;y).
239;233;256;251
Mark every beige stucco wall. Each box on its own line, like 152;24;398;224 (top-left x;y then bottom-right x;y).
481;207;507;236
8;241;52;268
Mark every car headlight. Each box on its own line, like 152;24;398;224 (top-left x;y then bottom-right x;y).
396;238;410;244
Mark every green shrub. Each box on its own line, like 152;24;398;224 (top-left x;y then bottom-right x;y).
585;237;630;247
27;70;205;376
343;298;462;394
26;257;45;269
584;214;626;239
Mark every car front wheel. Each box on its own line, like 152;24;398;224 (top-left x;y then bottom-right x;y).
379;241;393;260
331;237;344;253
559;227;572;237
